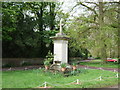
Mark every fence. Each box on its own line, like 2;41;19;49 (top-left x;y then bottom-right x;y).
36;73;118;88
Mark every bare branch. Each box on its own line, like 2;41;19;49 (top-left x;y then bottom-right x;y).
69;3;80;13
85;2;99;6
78;2;98;16
70;2;98;17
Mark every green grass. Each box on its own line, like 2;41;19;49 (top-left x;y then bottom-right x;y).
80;60;119;68
2;68;118;88
90;59;103;62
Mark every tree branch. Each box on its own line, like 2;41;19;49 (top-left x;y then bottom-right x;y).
85;2;99;6
69;3;79;13
78;2;98;17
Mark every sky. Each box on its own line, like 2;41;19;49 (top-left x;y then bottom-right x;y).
61;0;119;18
61;1;92;18
61;1;82;18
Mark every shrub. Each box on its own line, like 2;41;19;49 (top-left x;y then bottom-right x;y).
44;61;50;66
45;51;54;63
43;51;54;65
60;63;67;68
66;68;88;76
95;57;101;59
2;63;13;68
72;63;77;66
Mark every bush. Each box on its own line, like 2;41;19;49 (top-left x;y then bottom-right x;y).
60;63;67;68
95;57;101;59
2;63;13;68
45;51;54;63
66;68;88;76
72;63;77;66
44;61;50;66
62;68;88;77
43;51;54;65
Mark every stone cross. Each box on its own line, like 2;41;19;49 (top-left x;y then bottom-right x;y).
60;19;63;33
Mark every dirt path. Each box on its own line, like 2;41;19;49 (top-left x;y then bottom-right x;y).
1;65;41;71
78;65;118;72
1;64;118;72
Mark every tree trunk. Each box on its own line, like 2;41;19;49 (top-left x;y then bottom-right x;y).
49;3;55;30
118;1;120;64
98;1;107;63
37;3;44;57
110;48;112;58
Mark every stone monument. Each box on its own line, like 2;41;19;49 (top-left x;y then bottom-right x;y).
50;19;71;71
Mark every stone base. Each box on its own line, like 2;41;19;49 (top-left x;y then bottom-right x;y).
49;61;72;71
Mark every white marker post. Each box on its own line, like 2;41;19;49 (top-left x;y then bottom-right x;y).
116;73;118;78
77;79;79;84
44;82;47;88
99;76;102;81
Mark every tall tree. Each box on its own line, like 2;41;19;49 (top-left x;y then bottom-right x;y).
66;2;119;61
2;2;58;58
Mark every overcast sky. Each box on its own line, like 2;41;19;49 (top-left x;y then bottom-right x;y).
61;1;92;18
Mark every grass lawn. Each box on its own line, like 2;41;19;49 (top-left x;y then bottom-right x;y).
2;68;118;88
80;60;119;68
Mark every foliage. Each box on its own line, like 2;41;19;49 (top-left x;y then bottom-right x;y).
60;63;67;68
72;63;77;66
66;2;119;61
2;63;13;68
2;2;119;60
45;51;54;62
44;51;54;65
2;2;60;58
44;61;50;66
68;68;88;76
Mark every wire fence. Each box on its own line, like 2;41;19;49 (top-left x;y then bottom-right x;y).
36;73;118;88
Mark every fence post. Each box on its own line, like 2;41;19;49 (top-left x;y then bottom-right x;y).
100;76;102;81
77;79;79;84
116;73;118;78
8;67;12;70
44;82;47;88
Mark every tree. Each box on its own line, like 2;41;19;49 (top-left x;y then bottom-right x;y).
2;2;59;58
66;2;119;62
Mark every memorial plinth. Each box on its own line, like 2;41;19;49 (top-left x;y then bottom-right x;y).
50;33;69;64
50;33;71;71
49;19;72;71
